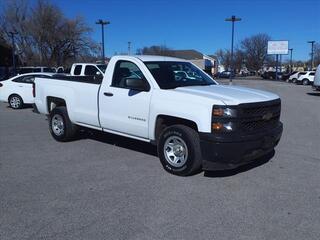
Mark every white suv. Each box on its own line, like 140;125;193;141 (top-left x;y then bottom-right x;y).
296;71;315;85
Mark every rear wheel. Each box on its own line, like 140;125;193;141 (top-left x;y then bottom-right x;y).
49;106;78;142
302;79;309;85
157;125;202;176
8;94;23;109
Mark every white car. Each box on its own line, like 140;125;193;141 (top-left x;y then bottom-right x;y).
0;73;54;109
296;71;315;85
287;71;299;82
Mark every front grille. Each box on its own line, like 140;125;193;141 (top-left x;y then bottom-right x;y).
241;103;281;117
240;117;279;132
238;99;281;133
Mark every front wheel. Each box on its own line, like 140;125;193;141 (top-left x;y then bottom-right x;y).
49;106;78;142
157;125;202;176
292;78;297;84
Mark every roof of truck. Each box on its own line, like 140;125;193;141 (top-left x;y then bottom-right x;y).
132;55;188;62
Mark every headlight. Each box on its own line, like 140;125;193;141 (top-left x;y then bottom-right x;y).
212;122;235;132
212;106;237;132
212;106;237;117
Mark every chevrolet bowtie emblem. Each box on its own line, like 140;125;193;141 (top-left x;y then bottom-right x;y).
262;112;273;120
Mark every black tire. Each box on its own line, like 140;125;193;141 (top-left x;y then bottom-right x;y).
292;78;297;84
49;106;78;142
157;125;202;176
8;94;23;109
302;79;309;86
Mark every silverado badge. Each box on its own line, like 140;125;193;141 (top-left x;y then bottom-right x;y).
262;112;273;121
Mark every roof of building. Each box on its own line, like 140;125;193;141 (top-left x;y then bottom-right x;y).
128;55;187;62
166;50;204;60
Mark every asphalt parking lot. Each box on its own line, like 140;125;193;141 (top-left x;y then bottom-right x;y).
1;79;320;240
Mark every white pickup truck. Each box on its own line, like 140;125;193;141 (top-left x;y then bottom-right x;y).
70;63;107;76
34;55;283;176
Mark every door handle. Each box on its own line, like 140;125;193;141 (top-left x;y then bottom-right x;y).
104;92;113;97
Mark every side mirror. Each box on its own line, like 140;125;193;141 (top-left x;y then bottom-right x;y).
125;78;150;91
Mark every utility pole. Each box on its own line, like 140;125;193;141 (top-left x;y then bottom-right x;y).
128;41;131;55
289;48;293;73
276;54;279;80
307;41;315;70
225;15;241;85
96;19;110;62
9;31;17;75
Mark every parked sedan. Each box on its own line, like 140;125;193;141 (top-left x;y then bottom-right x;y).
261;71;283;80
287;71;300;83
0;73;53;109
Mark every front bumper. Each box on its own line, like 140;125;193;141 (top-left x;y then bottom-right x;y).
199;122;283;171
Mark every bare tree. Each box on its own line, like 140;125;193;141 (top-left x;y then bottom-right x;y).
241;33;271;71
0;0;35;64
0;0;98;67
215;49;231;70
234;48;246;72
136;45;172;56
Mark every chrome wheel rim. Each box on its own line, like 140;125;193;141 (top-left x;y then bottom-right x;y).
10;96;21;108
51;114;64;136
164;136;188;167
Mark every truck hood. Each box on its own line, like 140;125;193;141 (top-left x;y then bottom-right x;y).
173;85;279;105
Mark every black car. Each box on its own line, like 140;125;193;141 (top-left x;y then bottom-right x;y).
261;71;283;80
217;71;235;79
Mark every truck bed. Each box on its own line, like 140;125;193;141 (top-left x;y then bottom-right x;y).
34;75;102;128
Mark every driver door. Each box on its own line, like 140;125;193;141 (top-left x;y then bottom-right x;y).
99;60;152;139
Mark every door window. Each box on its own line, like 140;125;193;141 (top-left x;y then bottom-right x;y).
12;75;35;83
74;65;82;75
85;65;99;75
112;61;148;89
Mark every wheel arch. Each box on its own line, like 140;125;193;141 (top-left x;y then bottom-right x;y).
46;96;67;113
154;114;199;143
8;93;23;102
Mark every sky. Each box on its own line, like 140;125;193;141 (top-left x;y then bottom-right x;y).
27;0;320;61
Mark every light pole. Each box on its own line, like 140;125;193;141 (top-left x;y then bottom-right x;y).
308;41;315;70
9;31;17;75
225;15;241;85
96;19;110;62
289;48;293;73
128;41;131;55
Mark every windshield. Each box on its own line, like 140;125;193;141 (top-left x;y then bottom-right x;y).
97;64;107;73
144;61;216;89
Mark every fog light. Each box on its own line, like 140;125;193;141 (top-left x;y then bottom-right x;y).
212;122;234;132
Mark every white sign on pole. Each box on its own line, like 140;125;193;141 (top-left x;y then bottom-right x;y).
267;41;289;55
